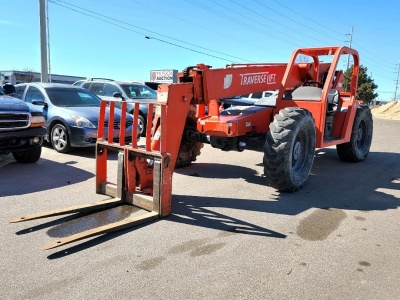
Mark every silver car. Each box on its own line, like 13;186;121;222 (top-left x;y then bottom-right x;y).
74;79;156;136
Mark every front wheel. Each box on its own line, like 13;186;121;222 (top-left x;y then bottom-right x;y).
51;123;72;153
12;146;42;163
336;105;373;162
263;107;316;192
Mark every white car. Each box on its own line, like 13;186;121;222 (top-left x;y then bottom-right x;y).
241;90;278;106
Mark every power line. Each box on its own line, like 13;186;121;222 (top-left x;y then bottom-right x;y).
185;0;302;48
208;0;315;45
48;0;395;98
128;0;287;58
48;0;249;63
229;0;333;45
271;0;394;69
271;0;345;37
253;0;344;44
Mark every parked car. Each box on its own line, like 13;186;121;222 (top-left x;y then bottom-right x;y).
129;80;161;91
73;78;157;136
12;82;135;153
218;96;255;109
0;84;46;162
241;90;279;106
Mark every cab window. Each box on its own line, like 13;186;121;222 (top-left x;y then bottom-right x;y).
104;83;121;97
12;85;27;99
88;83;104;96
25;86;45;103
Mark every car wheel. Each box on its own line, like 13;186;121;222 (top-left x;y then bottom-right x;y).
51;123;72;153
138;114;146;137
12;146;42;163
263;107;316;192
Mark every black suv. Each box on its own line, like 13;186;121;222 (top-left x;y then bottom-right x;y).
0;84;46;163
74;79;157;136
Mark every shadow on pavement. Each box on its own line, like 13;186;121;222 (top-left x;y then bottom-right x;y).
43;142;119;160
175;148;399;215
11;146;400;259
0;158;95;197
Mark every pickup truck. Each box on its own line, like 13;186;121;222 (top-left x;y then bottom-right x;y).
0;84;46;163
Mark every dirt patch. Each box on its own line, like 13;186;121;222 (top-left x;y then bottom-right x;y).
371;101;400;120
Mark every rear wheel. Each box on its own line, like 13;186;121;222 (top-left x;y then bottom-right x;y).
51;123;72;153
336;105;373;162
175;105;203;168
263;107;316;192
12;146;42;163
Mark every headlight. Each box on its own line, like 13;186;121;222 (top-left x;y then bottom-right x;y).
71;115;96;128
30;115;45;127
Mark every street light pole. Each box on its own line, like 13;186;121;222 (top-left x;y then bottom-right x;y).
39;0;49;82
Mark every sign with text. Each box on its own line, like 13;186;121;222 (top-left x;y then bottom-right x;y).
150;70;178;83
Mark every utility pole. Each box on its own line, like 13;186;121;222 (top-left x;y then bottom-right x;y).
39;0;49;82
394;62;400;101
346;25;354;70
343;25;354;91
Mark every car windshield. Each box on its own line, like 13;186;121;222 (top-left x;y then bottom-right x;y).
120;84;157;99
46;88;101;107
0;87;4;95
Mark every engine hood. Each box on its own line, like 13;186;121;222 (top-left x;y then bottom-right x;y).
56;106;127;122
0;95;30;112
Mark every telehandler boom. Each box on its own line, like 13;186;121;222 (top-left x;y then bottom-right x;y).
10;46;373;249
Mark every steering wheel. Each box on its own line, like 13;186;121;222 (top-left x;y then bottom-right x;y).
302;80;323;88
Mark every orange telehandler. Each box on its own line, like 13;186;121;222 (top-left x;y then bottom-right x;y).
10;46;373;249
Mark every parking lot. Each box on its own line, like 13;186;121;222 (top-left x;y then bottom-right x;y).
1;117;399;300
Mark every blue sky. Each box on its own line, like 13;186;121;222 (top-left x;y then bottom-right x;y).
1;0;399;101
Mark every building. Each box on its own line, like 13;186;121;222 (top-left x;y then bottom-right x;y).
1;69;178;86
0;70;85;85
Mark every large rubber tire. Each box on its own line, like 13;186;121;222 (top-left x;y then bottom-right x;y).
263;107;316;192
336;105;373;162
51;123;72;153
175;105;203;168
12;146;42;163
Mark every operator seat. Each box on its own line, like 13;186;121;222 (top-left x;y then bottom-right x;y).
290;86;339;115
290;86;322;100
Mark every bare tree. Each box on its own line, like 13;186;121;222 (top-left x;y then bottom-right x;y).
14;68;39;83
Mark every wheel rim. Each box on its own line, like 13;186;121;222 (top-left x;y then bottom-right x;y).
292;130;309;173
357;120;367;149
52;126;68;151
293;141;302;161
138;118;144;134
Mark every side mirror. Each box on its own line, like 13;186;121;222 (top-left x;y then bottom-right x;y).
3;84;15;95
113;92;125;101
32;99;47;106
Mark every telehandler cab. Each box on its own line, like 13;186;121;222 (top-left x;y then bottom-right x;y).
10;46;373;249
